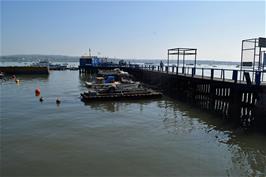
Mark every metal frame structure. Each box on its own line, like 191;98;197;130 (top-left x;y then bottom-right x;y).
240;37;266;82
167;48;197;68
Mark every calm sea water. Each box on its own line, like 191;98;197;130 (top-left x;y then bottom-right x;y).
1;71;266;177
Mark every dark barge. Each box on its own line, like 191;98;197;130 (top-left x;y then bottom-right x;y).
0;66;49;75
81;89;162;101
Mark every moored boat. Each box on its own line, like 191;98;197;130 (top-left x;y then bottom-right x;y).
31;60;68;70
85;68;138;90
85;79;141;91
0;72;4;79
81;88;162;101
81;67;162;101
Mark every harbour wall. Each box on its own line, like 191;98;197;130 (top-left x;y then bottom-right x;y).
123;67;266;129
0;66;49;75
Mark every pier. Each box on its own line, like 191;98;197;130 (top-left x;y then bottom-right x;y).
0;66;49;75
79;37;266;129
123;65;266;128
79;65;266;130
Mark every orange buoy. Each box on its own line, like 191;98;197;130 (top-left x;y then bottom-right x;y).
35;88;41;96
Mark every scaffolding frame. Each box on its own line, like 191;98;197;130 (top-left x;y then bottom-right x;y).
167;48;197;68
240;37;266;82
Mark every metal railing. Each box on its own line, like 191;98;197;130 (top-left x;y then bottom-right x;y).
125;64;266;85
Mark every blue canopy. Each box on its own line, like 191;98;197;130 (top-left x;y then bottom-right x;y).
105;76;115;83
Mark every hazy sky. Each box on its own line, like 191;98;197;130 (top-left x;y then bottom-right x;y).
1;1;265;60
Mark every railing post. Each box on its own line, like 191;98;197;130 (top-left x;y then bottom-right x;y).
232;70;238;83
244;72;252;85
242;70;245;82
262;71;265;83
192;67;196;77
202;68;204;78
166;66;168;73
172;65;174;73
182;67;185;74
211;69;214;80
176;67;178;75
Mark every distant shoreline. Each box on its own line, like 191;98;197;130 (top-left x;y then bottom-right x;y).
0;54;240;65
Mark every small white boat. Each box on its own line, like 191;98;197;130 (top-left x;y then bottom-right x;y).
31;60;67;70
85;81;141;91
31;60;50;67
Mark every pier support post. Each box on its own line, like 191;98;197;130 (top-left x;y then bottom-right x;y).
255;71;261;86
229;86;242;125
209;83;216;112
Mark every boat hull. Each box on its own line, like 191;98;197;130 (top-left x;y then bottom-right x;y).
80;91;162;101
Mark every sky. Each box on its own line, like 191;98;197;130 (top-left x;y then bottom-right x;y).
1;1;265;61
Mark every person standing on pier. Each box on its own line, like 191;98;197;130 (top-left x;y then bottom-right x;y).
160;60;164;71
